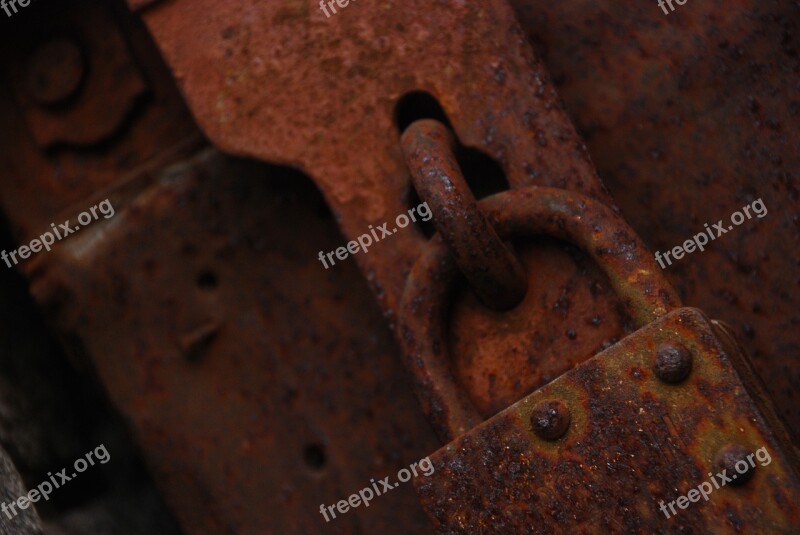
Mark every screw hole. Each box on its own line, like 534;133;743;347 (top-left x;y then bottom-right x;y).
197;271;218;291
303;443;327;472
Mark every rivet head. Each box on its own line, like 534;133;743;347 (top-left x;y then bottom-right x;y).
714;444;756;486
653;342;692;383
26;39;85;105
530;400;570;441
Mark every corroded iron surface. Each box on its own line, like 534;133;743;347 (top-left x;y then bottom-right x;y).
27;149;439;534
135;0;633;441
400;186;681;441
415;307;800;533
511;0;800;437
401;119;528;311
0;0;796;532
1;4;443;531
0;0;200;241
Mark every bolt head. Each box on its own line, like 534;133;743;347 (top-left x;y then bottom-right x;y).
530;400;570;441
26;39;85;105
714;443;756;486
653;342;692;383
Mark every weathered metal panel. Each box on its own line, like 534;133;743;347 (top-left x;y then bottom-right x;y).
0;0;796;532
415;308;800;533
27;149;440;534
510;0;800;437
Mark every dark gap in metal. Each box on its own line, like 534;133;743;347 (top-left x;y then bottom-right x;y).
196;270;218;291
302;443;326;472
395;92;509;238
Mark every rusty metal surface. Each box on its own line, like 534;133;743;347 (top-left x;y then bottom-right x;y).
0;0;796;533
26;149;439;534
415;307;800;533
126;0;161;12
510;0;800;437
0;0;201;242
134;0;614;310
0;220;183;534
401;119;527;310
2;2;440;533
7;4;147;149
3;1;644;529
400;186;681;439
134;0;640;450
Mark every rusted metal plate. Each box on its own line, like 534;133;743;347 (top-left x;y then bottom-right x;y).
0;0;796;533
415;307;800;533
26;149;439;534
132;0;634;440
2;2;440;533
0;223;182;534
399;186;682;441
510;0;800;437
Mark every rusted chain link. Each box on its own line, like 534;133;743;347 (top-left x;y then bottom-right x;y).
401;119;528;310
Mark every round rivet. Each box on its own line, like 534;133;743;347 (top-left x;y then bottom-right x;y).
26;39;85;105
530;400;570;441
714;443;755;486
653;342;692;383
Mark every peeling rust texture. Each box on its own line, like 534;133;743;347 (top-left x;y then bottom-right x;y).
415;308;800;533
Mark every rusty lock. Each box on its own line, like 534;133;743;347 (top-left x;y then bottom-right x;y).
2;1;793;532
398;120;800;532
399;118;679;442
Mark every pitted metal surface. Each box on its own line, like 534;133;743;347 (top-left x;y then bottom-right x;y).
133;0;636;457
0;0;796;533
27;149;440;534
401;119;528;311
399;186;681;440
510;0;800;437
415;308;800;533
